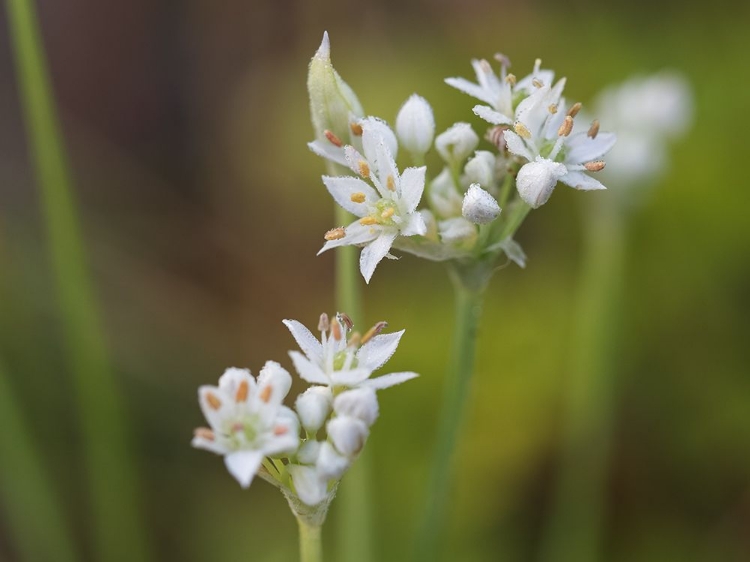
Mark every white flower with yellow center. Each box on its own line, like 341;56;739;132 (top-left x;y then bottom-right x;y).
283;312;418;391
318;117;426;283
192;363;299;488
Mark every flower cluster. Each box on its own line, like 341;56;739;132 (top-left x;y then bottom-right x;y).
192;313;417;510
308;35;617;282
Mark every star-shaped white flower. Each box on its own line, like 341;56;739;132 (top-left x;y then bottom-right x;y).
192;363;299;488
283;313;418;390
318;117;426;283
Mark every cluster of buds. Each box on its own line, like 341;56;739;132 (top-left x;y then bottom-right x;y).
308;33;618;282
192;313;417;518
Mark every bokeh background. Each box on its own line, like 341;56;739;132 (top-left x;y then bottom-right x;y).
1;0;749;561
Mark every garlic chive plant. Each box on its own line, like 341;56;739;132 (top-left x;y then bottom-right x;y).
305;33;617;561
192;314;417;561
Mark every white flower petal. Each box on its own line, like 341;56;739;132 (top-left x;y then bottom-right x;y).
359;230;398;283
198;385;232;431
516;159;567;208
224;450;264;489
217;368;256;402
503;130;535;162
559;171;607;191
316;441;350;480
444;77;496;106
297;440;322;465
322;176;379;216
288;351;329;385
191;434;228;455
295;386;333;432
333;387;379;426
565;131;617;163
363;371;419;390
256;360;292;407
329;367;373;387
308;140;347;167
399;166;426;213
473;105;512;125
356;330;404;372
361;117;398;169
327;416;369;457
318;220;381;254
289;465;328;506
400;211;427;237
283;320;324;364
262;412;300;457
396;94;435;156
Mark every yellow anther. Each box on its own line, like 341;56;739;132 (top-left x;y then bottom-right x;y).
361;321;388;345
324;130;343;147
324;227;346;241
558;116;574;137
548;104;558;114
318;313;330;332
381;207;395;219
358;161;370;177
584;161;606;172
505;73;517;86
194;427;215;441
347;332;361;348
205;392;222;411
331;320;342;341
386;175;396;191
588;119;600;139
350;122;363;136
259;385;272;403
337;313;354;331
567;102;582;118
235;380;249;403
532;78;544;88
359;216;378;226
350;192;366;203
514;122;532;139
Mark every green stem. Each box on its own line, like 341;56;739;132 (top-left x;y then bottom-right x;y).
416;267;487;561
6;2;151;561
298;518;323;562
0;358;79;562
537;197;625;562
326;162;370;562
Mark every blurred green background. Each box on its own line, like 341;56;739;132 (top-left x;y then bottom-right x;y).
1;0;749;561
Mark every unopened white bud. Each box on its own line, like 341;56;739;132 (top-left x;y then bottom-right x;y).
462;184;501;224
395;94;435;157
429;167;463;219
516;158;567;208
327;416;369;457
435;123;479;167
288;465;328;506
297;440;322;465
438;217;478;249
295;386;332;433
464;151;496;188
333;388;379;426
316;441;350;480
419;209;439;241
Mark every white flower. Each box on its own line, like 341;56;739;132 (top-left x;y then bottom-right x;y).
295;386;333;433
317;118;426;283
502;81;616;208
333;387;379;426
435;123;479;167
316;441;350;480
396;94;435;157
327;416;369;457
447;56;554;126
288;464;329;506
283;312;419;391
462;183;501;224
192;363;299;488
429;167;463;219
464;151;497;190
438;217;478;248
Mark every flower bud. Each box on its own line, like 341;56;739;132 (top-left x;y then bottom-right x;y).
463;151;496;188
462;184;501;224
288;465;328;506
327;416;369;457
297;440;322;465
435;123;479;167
395;94;435;157
333;388;379;427
316;441;350;480
438;217;478;249
516;158;567;208
307;32;364;144
419;209;439;241
295;386;333;433
429;167;462;219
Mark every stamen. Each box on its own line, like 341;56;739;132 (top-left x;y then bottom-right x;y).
514;122;532;139
494;53;511;69
331;320;342;341
273;425;288;436
587;119;600;139
206;392;222;410
259;385;272;403
532;78;544;88
350;122;363;136
235;380;249;403
361;321;388;344
337;313;354;331
194;427;215;441
318;313;330;332
548;104;558;114
324;130;343;147
505;73;517;86
386;175;396;191
487;126;508;150
584;161;606;172
359;216;378;226
381;207;395;219
557;116;574;137
534;58;542;73
347;331;361;347
358;161;370;177
479;59;493;74
324;227;346;241
567;102;582;118
350;192;366;203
